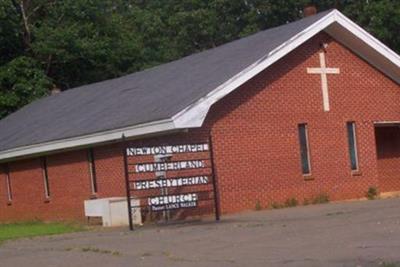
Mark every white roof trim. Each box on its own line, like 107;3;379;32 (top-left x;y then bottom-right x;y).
374;121;400;125
173;10;400;128
333;11;400;67
173;10;337;127
0;119;176;161
1;10;399;161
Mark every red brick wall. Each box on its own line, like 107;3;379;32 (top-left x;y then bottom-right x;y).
44;150;93;220
1;158;46;221
375;127;400;193
205;32;390;213
203;32;399;213
0;168;5;220
93;143;126;198
1;32;399;222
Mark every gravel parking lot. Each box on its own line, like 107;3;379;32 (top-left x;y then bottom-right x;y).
1;198;400;267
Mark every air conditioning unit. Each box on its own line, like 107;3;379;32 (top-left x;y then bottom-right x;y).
84;197;142;227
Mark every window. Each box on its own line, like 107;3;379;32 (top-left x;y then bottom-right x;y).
347;122;359;171
298;124;311;175
4;164;12;202
41;157;50;199
88;148;98;194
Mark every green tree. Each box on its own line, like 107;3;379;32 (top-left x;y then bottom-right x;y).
0;1;24;65
342;0;400;53
0;56;50;118
30;0;145;88
0;0;398;120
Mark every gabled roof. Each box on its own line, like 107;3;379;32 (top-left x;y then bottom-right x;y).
0;9;399;161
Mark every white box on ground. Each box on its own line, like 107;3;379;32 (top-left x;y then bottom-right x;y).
84;197;142;227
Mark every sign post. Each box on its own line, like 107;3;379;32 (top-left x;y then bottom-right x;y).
122;136;219;230
122;135;134;231
209;135;220;221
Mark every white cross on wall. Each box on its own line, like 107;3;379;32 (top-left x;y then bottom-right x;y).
307;52;340;112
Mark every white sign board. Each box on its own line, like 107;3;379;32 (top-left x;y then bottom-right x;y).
135;160;205;173
148;193;198;211
127;144;209;156
133;176;209;190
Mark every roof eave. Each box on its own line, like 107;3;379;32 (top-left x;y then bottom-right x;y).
0;118;178;162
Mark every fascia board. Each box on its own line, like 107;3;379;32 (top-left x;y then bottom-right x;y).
0;119;176;162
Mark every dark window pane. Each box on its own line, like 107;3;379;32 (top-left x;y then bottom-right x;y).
4;164;12;201
42;157;50;198
298;124;311;174
347;122;358;170
88;148;97;194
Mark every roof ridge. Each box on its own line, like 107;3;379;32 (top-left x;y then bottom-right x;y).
51;9;336;96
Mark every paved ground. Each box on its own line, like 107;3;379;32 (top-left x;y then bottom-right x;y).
1;198;400;267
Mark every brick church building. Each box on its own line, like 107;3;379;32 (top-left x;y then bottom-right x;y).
0;9;399;222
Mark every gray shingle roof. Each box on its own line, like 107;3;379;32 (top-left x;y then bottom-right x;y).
0;10;332;153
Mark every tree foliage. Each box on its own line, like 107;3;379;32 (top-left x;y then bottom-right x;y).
0;56;50;118
0;0;398;119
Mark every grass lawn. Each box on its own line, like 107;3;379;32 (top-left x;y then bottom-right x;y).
0;221;85;244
